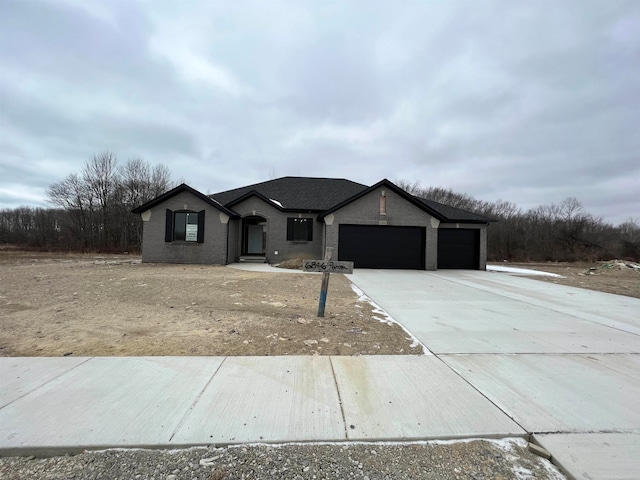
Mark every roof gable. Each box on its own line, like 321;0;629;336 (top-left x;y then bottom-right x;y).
224;189;286;211
317;179;494;223
131;183;238;217
211;176;368;211
316;179;446;221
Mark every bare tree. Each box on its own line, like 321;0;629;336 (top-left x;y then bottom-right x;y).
48;173;91;249
116;158;173;248
46;152;175;252
619;219;640;259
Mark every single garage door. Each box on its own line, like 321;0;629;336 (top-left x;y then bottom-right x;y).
438;228;480;269
338;225;425;269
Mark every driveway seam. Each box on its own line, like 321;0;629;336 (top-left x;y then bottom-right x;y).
425;271;640;337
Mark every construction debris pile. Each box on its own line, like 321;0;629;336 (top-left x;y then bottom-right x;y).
581;260;640;275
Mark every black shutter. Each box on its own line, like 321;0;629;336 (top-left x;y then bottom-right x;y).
286;218;294;240
306;219;313;241
197;210;205;243
165;209;173;242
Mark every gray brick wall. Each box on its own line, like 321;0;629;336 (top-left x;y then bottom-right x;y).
324;187;440;270
140;191;229;264
227;197;323;264
227;218;239;264
138;187;488;269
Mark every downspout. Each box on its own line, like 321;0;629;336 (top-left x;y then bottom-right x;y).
225;218;229;264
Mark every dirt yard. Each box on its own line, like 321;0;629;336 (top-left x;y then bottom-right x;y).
0;250;420;357
502;260;640;299
2;249;636;358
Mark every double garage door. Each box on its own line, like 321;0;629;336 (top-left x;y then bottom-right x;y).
338;225;425;269
338;224;479;270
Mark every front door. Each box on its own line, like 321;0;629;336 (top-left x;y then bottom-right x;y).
242;216;266;255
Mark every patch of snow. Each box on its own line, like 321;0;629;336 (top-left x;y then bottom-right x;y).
539;456;569;480
227;437;527;449
350;283;432;355
487;265;564;277
269;198;283;208
512;465;535;479
492;438;566;480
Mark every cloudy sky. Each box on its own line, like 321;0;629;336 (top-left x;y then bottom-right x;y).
1;0;638;224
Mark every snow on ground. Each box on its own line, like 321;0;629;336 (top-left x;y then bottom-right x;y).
350;283;433;355
487;265;564;278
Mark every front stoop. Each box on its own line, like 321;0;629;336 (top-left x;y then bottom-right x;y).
239;256;267;263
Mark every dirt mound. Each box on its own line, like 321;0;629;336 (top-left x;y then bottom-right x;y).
275;257;306;270
506;261;640;299
581;260;640;275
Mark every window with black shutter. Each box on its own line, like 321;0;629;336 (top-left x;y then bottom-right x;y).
166;210;205;243
286;218;313;241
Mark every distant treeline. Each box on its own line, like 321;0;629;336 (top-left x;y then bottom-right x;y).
1;155;638;262
398;181;640;262
0;152;173;252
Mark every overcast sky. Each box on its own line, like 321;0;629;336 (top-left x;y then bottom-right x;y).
1;0;638;225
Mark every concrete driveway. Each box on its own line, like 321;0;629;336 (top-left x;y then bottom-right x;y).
349;269;640;480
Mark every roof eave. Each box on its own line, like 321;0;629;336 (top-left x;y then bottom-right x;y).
131;183;239;218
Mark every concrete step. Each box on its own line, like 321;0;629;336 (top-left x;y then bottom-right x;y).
239;256;266;263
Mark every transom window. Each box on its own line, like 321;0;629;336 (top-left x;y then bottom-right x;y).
287;218;313;241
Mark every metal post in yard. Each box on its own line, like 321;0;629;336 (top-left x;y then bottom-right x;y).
317;247;333;317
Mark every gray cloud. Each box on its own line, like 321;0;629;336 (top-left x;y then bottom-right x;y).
0;0;638;224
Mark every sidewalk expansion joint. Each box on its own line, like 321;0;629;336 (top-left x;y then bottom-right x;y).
0;357;94;411
434;353;530;436
168;357;228;442
328;357;349;440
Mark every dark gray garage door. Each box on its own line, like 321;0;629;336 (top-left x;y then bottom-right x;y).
338;225;425;269
437;228;480;269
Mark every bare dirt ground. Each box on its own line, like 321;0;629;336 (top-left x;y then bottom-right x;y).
2;248;635;358
502;260;640;299
0;249;420;357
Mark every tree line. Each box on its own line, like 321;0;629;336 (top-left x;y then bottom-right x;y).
1;157;638;262
0;152;173;252
398;180;640;262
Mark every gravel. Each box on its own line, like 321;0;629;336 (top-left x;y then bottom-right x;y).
0;439;566;480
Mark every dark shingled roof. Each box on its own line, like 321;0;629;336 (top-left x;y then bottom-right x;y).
211;176;368;211
414;197;494;223
208;176;494;223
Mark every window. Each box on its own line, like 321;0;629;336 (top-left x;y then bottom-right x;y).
174;211;198;241
165;209;205;243
287;217;313;241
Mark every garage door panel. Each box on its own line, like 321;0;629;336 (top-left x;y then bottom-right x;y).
438;229;479;269
338;225;425;269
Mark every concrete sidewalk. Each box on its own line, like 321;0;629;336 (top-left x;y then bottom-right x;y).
0;355;524;456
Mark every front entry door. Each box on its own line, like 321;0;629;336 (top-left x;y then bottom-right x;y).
246;225;264;254
242;216;266;255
